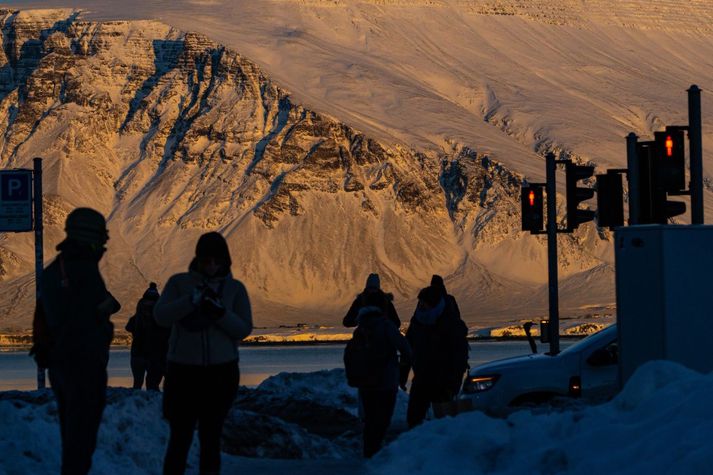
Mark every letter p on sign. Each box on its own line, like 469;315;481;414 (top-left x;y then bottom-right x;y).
1;173;30;201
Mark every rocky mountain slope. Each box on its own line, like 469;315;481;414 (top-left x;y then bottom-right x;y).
0;8;621;330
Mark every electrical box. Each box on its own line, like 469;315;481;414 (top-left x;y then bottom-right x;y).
615;225;713;386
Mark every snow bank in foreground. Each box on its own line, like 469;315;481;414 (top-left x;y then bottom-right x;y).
0;389;169;475
0;371;365;474
372;361;713;475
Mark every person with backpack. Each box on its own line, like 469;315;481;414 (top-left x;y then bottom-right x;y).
125;282;169;390
154;232;252;475
343;273;400;328
403;282;469;428
31;208;121;475
344;292;411;458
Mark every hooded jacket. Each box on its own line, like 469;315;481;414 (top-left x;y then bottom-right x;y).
355;306;412;390
154;260;253;366
405;294;469;390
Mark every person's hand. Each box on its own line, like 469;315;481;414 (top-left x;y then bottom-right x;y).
191;286;205;307
399;382;408;392
201;288;225;320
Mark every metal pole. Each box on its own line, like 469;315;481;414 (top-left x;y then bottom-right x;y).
688;85;704;224
33;157;44;390
546;152;560;355
626;133;640;225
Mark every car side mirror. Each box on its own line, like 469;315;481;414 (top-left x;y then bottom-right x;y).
587;348;617;366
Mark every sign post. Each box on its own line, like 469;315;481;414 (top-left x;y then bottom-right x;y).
0;159;43;388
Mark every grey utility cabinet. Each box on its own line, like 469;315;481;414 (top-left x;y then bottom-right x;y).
615;225;713;386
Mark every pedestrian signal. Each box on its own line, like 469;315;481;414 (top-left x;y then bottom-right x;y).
521;184;544;233
654;128;685;192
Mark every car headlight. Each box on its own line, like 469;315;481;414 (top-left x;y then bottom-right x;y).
463;375;500;394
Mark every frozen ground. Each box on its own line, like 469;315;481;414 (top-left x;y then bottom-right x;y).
1;361;712;474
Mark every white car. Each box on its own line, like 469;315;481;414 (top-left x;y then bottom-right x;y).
460;324;619;416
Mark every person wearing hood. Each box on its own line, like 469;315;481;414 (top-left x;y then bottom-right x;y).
125;282;169;390
154;232;252;475
345;291;411;458
343;273;400;328
31;208;121;475
403;283;469;428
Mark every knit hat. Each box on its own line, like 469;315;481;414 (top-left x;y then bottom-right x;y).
195;232;232;267
365;273;380;290
142;282;160;301
64;208;109;245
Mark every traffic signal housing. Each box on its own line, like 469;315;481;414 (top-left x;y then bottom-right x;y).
521;184;544;233
565;162;596;230
596;172;624;229
653;128;685;192
635;138;686;224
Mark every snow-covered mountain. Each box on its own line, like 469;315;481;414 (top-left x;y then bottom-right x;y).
1;1;711;330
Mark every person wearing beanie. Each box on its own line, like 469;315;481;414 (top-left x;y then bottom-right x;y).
402;280;469;428
343;273;400;328
125;282;169;390
154;232;252;475
31;207;120;475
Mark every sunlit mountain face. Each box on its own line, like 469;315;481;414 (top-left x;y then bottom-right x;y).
1;1;712;331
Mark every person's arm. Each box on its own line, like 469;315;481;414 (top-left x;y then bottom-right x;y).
125;315;136;333
342;297;360;327
386;323;412;390
214;282;253;341
387;325;411;364
387;300;401;328
154;276;195;327
448;296;462;323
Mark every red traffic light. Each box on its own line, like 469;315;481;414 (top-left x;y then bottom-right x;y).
529;190;535;206
665;135;673;157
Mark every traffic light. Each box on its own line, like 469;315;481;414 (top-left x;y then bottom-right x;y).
636;141;656;224
596;172;624;229
653;128;685;192
565;162;595;230
521;184;544;233
636;139;686;224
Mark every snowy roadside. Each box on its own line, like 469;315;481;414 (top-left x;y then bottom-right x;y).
0;369;401;474
2;361;709;474
371;361;713;474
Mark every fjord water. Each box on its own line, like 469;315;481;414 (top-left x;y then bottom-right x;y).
0;340;574;391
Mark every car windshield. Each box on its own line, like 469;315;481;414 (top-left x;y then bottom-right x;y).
559;324;616;355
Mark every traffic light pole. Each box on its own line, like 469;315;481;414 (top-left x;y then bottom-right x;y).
545;152;560;355
688;85;704;225
33;158;45;390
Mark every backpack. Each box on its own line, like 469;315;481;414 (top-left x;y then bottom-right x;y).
343;321;391;389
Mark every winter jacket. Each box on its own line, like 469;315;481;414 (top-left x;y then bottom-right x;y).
405;297;469;393
355;306;412;390
343;290;400;328
38;242;120;367
126;298;170;360
154;261;253;366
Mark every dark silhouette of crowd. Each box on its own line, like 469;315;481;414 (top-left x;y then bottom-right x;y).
30;207;470;472
342;272;469;457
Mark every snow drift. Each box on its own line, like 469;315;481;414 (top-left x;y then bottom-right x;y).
1;362;712;473
372;361;713;474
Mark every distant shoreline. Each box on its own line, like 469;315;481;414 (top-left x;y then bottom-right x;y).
0;334;587;353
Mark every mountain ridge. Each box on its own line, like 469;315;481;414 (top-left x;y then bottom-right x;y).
0;8;612;330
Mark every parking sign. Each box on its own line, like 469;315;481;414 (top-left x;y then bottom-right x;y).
0;170;33;231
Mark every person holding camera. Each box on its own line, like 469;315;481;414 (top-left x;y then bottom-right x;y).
154;232;252;475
